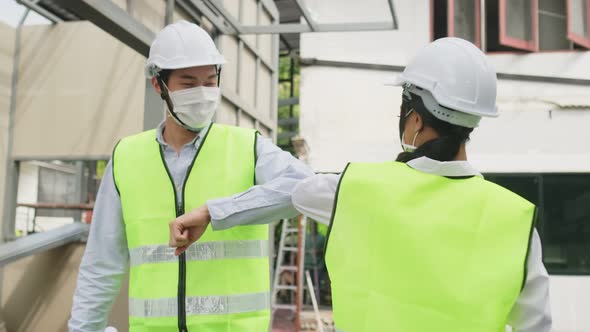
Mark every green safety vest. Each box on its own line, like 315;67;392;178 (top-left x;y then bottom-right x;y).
326;161;536;332
113;124;270;332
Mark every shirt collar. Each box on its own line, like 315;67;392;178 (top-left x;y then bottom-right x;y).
407;156;482;177
155;121;212;147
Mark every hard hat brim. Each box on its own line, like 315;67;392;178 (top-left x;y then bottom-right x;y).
383;75;405;87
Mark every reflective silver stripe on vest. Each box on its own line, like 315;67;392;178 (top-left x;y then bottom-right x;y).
129;240;268;267
129;292;270;317
335;328;346;332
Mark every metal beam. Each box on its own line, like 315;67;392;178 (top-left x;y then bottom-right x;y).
300;58;590;86
240;21;396;34
278;116;299;126
278;97;299;107
221;88;275;129
17;203;94;210
53;0;155;56
175;0;203;24
277;131;297;141
241;36;275;72
293;0;318;31
188;0;231;34
259;0;279;20
165;0;175;25
16;0;63;23
203;0;242;34
0;223;89;267
300;58;405;72
14;155;112;162
387;0;399;29
2;10;29;243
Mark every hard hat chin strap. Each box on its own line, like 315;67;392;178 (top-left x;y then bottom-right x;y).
156;75;175;113
155;75;195;130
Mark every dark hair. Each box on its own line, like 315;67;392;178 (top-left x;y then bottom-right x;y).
157;69;173;85
396;92;474;163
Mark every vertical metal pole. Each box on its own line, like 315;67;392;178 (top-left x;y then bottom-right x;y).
255;58;260;108
295;215;307;332
143;79;164;130
310;221;320;303
2;9;29;242
288;55;295;133
256;0;261;48
480;0;487;52
126;0;134;15
165;0;175;25
270;13;279;142
237;40;243;95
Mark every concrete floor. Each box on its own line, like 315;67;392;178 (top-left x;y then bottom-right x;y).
272;309;334;332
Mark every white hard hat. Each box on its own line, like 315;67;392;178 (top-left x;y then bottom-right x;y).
387;37;498;126
146;20;225;78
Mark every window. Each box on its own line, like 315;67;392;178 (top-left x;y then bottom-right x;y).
432;0;481;46
485;173;590;275
567;0;590;47
500;0;538;51
539;0;569;50
15;160;103;235
432;0;590;51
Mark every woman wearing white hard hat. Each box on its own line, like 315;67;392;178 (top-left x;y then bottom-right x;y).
291;38;551;332
69;21;313;332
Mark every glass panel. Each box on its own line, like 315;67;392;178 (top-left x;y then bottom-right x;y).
454;0;478;43
506;0;533;41
539;0;568;50
485;175;540;205
485;173;590;275
542;175;590;274
570;0;589;38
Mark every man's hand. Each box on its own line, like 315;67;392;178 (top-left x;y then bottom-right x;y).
169;204;211;256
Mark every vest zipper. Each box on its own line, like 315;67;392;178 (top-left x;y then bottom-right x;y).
158;126;213;332
178;206;187;332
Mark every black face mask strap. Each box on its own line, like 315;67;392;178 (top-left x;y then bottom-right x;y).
217;66;222;87
155;74;195;130
156;74;174;113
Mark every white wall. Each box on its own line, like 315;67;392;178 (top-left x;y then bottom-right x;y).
300;0;590;173
301;0;430;66
550;276;590;332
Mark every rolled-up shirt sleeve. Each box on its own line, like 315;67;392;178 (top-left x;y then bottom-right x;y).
291;173;341;225
208;135;314;230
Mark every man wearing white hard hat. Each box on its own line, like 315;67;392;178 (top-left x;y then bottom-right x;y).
69;21;313;332
291;38;552;332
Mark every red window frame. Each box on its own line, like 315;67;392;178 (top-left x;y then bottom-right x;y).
447;0;482;47
567;0;590;48
499;0;539;51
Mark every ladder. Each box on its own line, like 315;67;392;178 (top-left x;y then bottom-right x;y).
271;216;307;329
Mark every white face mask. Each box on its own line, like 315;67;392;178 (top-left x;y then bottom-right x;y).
401;131;419;153
167;86;220;131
